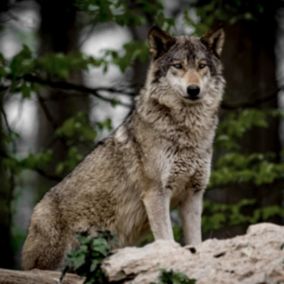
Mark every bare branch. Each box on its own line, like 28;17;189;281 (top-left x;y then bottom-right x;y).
3;74;283;110
23;74;134;107
33;167;62;182
221;86;283;110
0;150;62;182
0;100;13;134
36;94;73;150
37;93;59;129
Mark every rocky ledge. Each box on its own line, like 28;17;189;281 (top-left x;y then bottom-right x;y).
0;223;283;283
102;223;284;284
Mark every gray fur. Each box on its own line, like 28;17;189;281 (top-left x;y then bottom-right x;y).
21;27;225;270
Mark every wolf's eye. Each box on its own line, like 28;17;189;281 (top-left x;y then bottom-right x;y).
172;63;183;69
198;62;207;69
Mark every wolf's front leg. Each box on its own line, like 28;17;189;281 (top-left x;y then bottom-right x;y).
142;189;174;240
180;188;204;245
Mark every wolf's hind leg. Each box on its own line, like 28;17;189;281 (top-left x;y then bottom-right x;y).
142;189;173;240
21;200;68;270
22;218;68;270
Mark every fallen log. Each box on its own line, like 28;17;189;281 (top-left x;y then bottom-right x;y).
0;268;84;284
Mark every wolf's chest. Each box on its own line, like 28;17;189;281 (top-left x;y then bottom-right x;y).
155;145;200;186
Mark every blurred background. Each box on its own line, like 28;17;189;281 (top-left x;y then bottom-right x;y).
0;0;284;269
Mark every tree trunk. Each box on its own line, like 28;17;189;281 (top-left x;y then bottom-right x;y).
35;0;89;193
0;0;15;268
0;100;14;268
207;7;283;238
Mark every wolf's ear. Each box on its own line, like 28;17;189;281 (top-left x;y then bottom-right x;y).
148;26;175;59
201;28;225;56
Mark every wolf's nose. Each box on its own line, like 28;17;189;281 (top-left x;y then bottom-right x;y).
186;85;200;100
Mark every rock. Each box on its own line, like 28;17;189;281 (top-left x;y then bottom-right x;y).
102;223;284;283
1;223;283;283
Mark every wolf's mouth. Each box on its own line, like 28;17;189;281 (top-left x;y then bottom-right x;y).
186;96;201;101
183;95;203;104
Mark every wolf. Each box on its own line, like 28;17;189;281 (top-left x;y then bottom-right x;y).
22;26;225;270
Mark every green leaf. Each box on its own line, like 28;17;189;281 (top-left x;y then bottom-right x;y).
91;238;109;256
9;45;34;77
157;270;196;284
64;231;113;284
55;147;83;175
56;112;97;143
20;150;53;169
71;253;86;270
90;259;99;272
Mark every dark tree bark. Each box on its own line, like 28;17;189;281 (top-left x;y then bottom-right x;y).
127;0;155;90
206;4;283;238
0;0;16;269
0;102;13;268
128;0;187;90
35;0;89;193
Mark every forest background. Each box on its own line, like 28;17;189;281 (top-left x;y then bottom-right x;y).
0;0;283;269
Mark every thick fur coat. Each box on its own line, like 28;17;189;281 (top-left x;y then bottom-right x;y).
22;26;225;270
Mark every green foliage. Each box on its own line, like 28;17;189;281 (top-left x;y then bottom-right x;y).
11;225;26;254
75;0;174;29
9;45;34;78
7;46;102;80
184;0;273;34
2;150;53;174
216;109;270;151
19;150;53;171
63;231;114;284
55;147;83;176
54;114;112;175
153;270;196;284
56;112;98;144
206;107;284;232
0;0;176;96
203;199;253;231
1;0;283;263
203;199;284;233
211;152;284;186
211;109;284;187
96;117;112;131
36;52;98;79
103;41;149;72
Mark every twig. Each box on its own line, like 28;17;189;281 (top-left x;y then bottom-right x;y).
37;93;59;129
0;102;13;134
0;90;16;221
3;74;134;107
33;167;62;182
0;150;62;182
24;74;135;95
23;74;134;107
36;94;73;150
0;85;10;93
4;74;283;109
221;86;283;110
0;86;18;153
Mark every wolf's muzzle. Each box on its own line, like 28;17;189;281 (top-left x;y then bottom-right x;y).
186;85;200;100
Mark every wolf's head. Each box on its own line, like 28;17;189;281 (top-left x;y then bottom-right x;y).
146;26;225;106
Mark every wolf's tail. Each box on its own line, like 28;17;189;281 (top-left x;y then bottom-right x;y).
21;196;66;270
